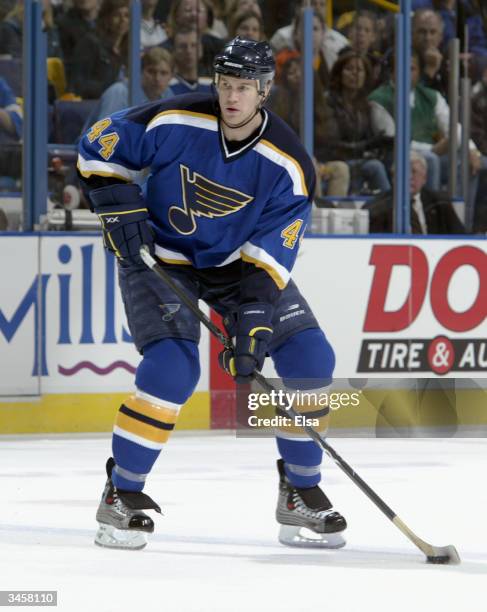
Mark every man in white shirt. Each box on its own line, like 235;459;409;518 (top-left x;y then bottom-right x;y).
270;0;348;73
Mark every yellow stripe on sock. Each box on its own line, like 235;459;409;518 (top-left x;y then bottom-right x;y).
115;412;174;444
125;395;179;424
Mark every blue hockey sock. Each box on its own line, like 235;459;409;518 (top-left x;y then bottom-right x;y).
271;328;335;489
111;339;200;491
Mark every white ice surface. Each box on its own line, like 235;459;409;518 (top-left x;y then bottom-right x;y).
0;433;486;612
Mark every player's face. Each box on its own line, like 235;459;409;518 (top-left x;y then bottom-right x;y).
217;75;261;125
142;60;172;100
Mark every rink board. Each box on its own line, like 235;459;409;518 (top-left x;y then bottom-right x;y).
0;233;485;433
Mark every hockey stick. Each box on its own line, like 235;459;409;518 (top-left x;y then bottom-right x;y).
139;245;461;565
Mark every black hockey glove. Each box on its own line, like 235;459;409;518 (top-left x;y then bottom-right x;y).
219;303;273;384
90;183;154;265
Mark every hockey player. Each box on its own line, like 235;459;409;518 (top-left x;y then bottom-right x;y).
78;37;347;550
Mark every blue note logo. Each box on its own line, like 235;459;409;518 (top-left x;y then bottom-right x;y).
168;164;254;235
159;303;181;322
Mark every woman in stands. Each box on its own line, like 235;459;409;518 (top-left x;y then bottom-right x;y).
71;0;129;99
321;50;392;195
228;9;265;41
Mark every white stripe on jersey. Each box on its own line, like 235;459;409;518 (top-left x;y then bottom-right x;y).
77;154;141;182
241;241;290;288
254;141;307;197
146;110;218;133
154;244;191;263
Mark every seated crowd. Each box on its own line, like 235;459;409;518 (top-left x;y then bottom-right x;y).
0;0;486;233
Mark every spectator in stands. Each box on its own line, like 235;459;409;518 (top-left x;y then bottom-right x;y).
339;10;386;88
369;51;481;191
141;0;168;50
418;1;487;57
89;48;175;124
275;10;331;93
164;0;225;76
367;151;465;233
71;0;129;99
168;26;213;95
412;8;449;98
271;0;348;75
0;0;63;59
222;0;263;29
268;55;350;197
228;10;265;41
320;51;392;195
58;0;98;88
347;10;377;55
0;76;22;190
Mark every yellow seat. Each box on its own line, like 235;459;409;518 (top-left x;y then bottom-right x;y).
47;57;67;99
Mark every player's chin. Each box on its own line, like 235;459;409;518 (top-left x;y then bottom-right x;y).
222;112;242;125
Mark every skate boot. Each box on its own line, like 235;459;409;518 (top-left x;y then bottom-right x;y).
95;458;161;550
276;459;347;548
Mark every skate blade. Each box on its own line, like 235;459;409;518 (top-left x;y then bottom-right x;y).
278;524;346;549
95;523;148;550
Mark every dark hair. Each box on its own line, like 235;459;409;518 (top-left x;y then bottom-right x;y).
167;0;214;35
228;9;264;39
97;0;129;36
329;51;373;101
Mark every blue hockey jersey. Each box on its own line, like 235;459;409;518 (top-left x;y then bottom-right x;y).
78;93;315;290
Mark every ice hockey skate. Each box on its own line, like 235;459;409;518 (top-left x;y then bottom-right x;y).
276;459;347;548
95;458;161;550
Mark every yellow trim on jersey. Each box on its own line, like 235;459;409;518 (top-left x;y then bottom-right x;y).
156;255;193;266
259;139;308;197
241;252;286;290
147;109;218;131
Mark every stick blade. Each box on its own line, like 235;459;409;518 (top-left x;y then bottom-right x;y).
426;545;461;565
